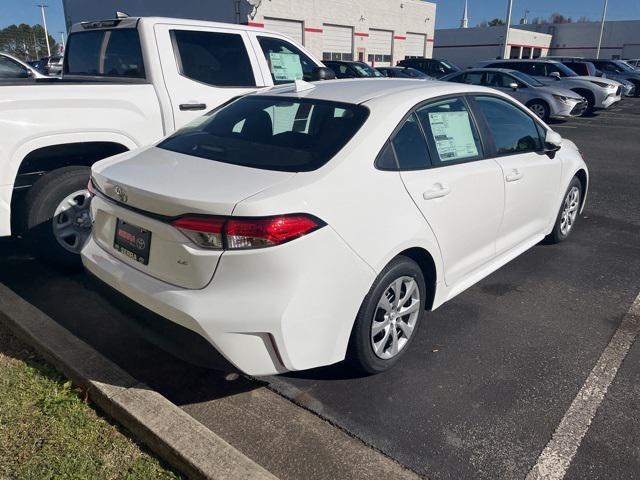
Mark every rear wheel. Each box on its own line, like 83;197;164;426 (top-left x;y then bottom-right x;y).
527;100;550;122
545;176;582;244
23;166;92;270
348;256;426;374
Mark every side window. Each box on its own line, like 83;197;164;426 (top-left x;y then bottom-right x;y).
375;141;398;170
173;30;256;87
257;36;316;84
526;63;546;76
456;72;483;85
415;97;483;165
545;63;564;77
391;114;431;170
473;96;544;155
485;72;511;88
0;57;28;78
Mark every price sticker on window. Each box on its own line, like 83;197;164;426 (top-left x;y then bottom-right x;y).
269;52;304;81
428;111;479;161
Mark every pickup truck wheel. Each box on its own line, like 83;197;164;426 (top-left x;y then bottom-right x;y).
24;166;91;270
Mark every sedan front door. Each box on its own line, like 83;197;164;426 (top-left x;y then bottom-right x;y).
470;95;562;254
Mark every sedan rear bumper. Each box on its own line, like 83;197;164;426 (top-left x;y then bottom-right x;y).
82;224;375;376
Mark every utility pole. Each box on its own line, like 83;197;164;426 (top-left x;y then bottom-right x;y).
502;0;514;59
596;0;608;59
59;31;66;53
36;4;51;57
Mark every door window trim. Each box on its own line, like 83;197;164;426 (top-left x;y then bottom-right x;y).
375;93;488;171
467;93;548;158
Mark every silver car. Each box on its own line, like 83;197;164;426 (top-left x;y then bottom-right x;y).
442;68;587;121
476;59;623;112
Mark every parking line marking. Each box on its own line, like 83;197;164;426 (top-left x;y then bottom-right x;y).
526;291;640;480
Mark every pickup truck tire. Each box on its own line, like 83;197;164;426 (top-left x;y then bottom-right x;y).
24;166;92;270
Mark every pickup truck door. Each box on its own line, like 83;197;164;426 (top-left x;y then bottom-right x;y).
154;24;265;130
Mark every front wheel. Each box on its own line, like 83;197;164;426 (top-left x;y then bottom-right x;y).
527;100;550;122
348;256;426;374
23;166;92;270
545;177;582;244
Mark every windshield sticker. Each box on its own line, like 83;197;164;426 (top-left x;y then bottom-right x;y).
428;111;479;161
269;52;304;81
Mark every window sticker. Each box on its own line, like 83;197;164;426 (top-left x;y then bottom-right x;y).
428;111;479;161
269;52;303;81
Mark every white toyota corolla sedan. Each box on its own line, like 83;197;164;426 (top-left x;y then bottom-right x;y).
82;79;588;376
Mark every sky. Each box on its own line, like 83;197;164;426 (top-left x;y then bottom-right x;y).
1;0;639;35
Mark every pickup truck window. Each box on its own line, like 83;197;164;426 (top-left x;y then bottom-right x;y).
158;96;369;172
172;30;256;87
257;36;316;84
65;29;145;78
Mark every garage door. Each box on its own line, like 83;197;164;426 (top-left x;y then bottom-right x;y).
368;29;393;67
323;24;353;61
405;33;426;58
263;18;303;45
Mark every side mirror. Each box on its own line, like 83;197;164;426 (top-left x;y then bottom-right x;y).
549;71;561;80
545;130;562;156
311;67;336;81
509;82;519;91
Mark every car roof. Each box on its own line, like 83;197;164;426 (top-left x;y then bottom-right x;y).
484;58;562;64
457;68;520;74
71;16;282;35
255;78;485;105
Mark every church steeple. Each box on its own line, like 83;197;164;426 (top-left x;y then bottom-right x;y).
460;0;469;28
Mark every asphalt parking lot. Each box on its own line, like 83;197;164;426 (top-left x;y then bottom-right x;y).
1;98;639;479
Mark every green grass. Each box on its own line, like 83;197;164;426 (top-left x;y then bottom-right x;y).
0;322;180;480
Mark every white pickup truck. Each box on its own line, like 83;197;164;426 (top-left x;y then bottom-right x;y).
1;16;332;267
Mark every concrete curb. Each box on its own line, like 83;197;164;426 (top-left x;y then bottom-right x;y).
0;283;277;480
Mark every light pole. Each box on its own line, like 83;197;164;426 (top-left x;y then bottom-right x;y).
502;0;514;59
596;0;608;59
59;31;66;52
36;4;51;57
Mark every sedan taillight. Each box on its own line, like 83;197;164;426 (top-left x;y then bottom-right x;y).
172;214;324;250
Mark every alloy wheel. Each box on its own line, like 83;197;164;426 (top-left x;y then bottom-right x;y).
560;186;580;236
530;103;546;119
52;189;92;253
371;276;421;360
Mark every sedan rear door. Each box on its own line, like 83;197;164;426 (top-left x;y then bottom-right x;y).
396;96;504;286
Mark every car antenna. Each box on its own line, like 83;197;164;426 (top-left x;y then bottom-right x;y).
115;11;129;19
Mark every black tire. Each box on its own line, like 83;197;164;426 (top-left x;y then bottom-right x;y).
348;256;426;374
545;176;582;244
527;100;550;122
572;89;595;114
23;166;91;270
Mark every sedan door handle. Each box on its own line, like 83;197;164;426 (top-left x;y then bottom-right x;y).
423;184;451;200
179;103;207;111
505;169;524;182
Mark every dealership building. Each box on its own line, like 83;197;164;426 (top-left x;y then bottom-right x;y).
62;0;436;67
516;20;640;60
433;26;553;68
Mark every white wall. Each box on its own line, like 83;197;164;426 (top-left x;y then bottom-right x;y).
433;26;551;69
250;0;436;65
515;20;640;59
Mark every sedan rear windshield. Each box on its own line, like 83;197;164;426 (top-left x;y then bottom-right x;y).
65;29;145;78
158;96;369;172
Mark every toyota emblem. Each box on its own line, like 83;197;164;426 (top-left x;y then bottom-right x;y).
113;185;128;203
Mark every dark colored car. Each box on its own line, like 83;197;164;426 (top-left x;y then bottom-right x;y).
586;59;640;96
324;60;384;79
376;66;432;79
396;58;461;78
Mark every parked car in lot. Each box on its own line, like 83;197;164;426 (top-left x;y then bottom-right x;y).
549;57;636;97
442;68;587;121
376;66;432;79
623;59;640;69
324;60;384;78
476;59;623;111
0;52;47;80
586;59;640;97
396;58;461;78
0;16;331;269
82;79;588;376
